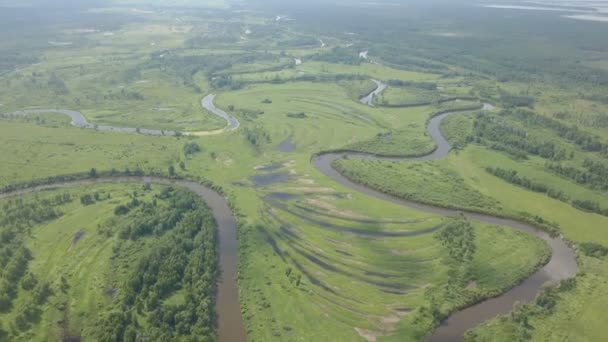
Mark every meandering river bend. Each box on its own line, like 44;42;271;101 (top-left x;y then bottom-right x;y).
0;177;246;342
5;94;239;136
312;83;577;341
1;81;578;341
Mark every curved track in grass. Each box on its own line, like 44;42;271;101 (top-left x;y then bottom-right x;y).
0;176;246;342
312;88;577;341
4;94;239;136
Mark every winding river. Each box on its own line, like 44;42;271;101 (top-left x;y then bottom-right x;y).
359;79;387;106
0;177;246;342
5;94;239;136
1;78;578;341
312;87;578;340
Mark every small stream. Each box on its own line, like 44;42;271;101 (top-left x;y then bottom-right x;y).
359;79;387;106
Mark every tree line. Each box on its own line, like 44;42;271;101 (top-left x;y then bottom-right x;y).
469;113;570;161
0;193;71;333
546;159;608;192
486;167;608;217
502;109;608;155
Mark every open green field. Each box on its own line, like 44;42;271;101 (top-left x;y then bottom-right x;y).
1;0;608;341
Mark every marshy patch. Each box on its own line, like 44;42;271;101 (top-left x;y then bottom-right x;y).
70;230;86;249
278;136;296;152
250;172;289;186
255;163;283;172
267;192;298;201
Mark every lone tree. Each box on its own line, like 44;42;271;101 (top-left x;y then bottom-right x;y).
168;165;175;176
89;168;97;178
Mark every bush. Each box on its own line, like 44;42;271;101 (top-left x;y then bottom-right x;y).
183;142;201;156
286;112;307;119
579;242;608;258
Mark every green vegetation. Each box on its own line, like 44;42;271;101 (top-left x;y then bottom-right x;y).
333;159;502;214
341;130;436;157
0;184;217;341
1;0;607;341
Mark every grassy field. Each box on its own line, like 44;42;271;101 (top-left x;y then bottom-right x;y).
334;139;608;341
1;1;607;341
237;178;549;341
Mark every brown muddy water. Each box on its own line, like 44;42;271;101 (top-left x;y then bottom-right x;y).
0;177;246;342
311;102;577;341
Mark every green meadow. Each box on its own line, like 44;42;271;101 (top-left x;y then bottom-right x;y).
1;0;608;341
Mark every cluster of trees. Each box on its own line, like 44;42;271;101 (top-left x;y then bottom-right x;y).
502;109;608;155
47;73;69;96
470;114;569;161
286;112;307;119
386;80;437;90
13;281;52;331
486;167;567;201
0;195;65;333
243;126;271;151
0;195;66;230
571;199;608;217
95;187;218;342
210;75;244;90
579;243;608;258
284;267;302;287
0;247;31;312
499;92;535;108
140;51;290;91
98;188;193;240
0;52;38;75
436;218;476;290
183;142;201;156
80;191;108;206
486;167;608;217
233;107;265;121
103;89;144;101
546;159;608;192
141;54;237;91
